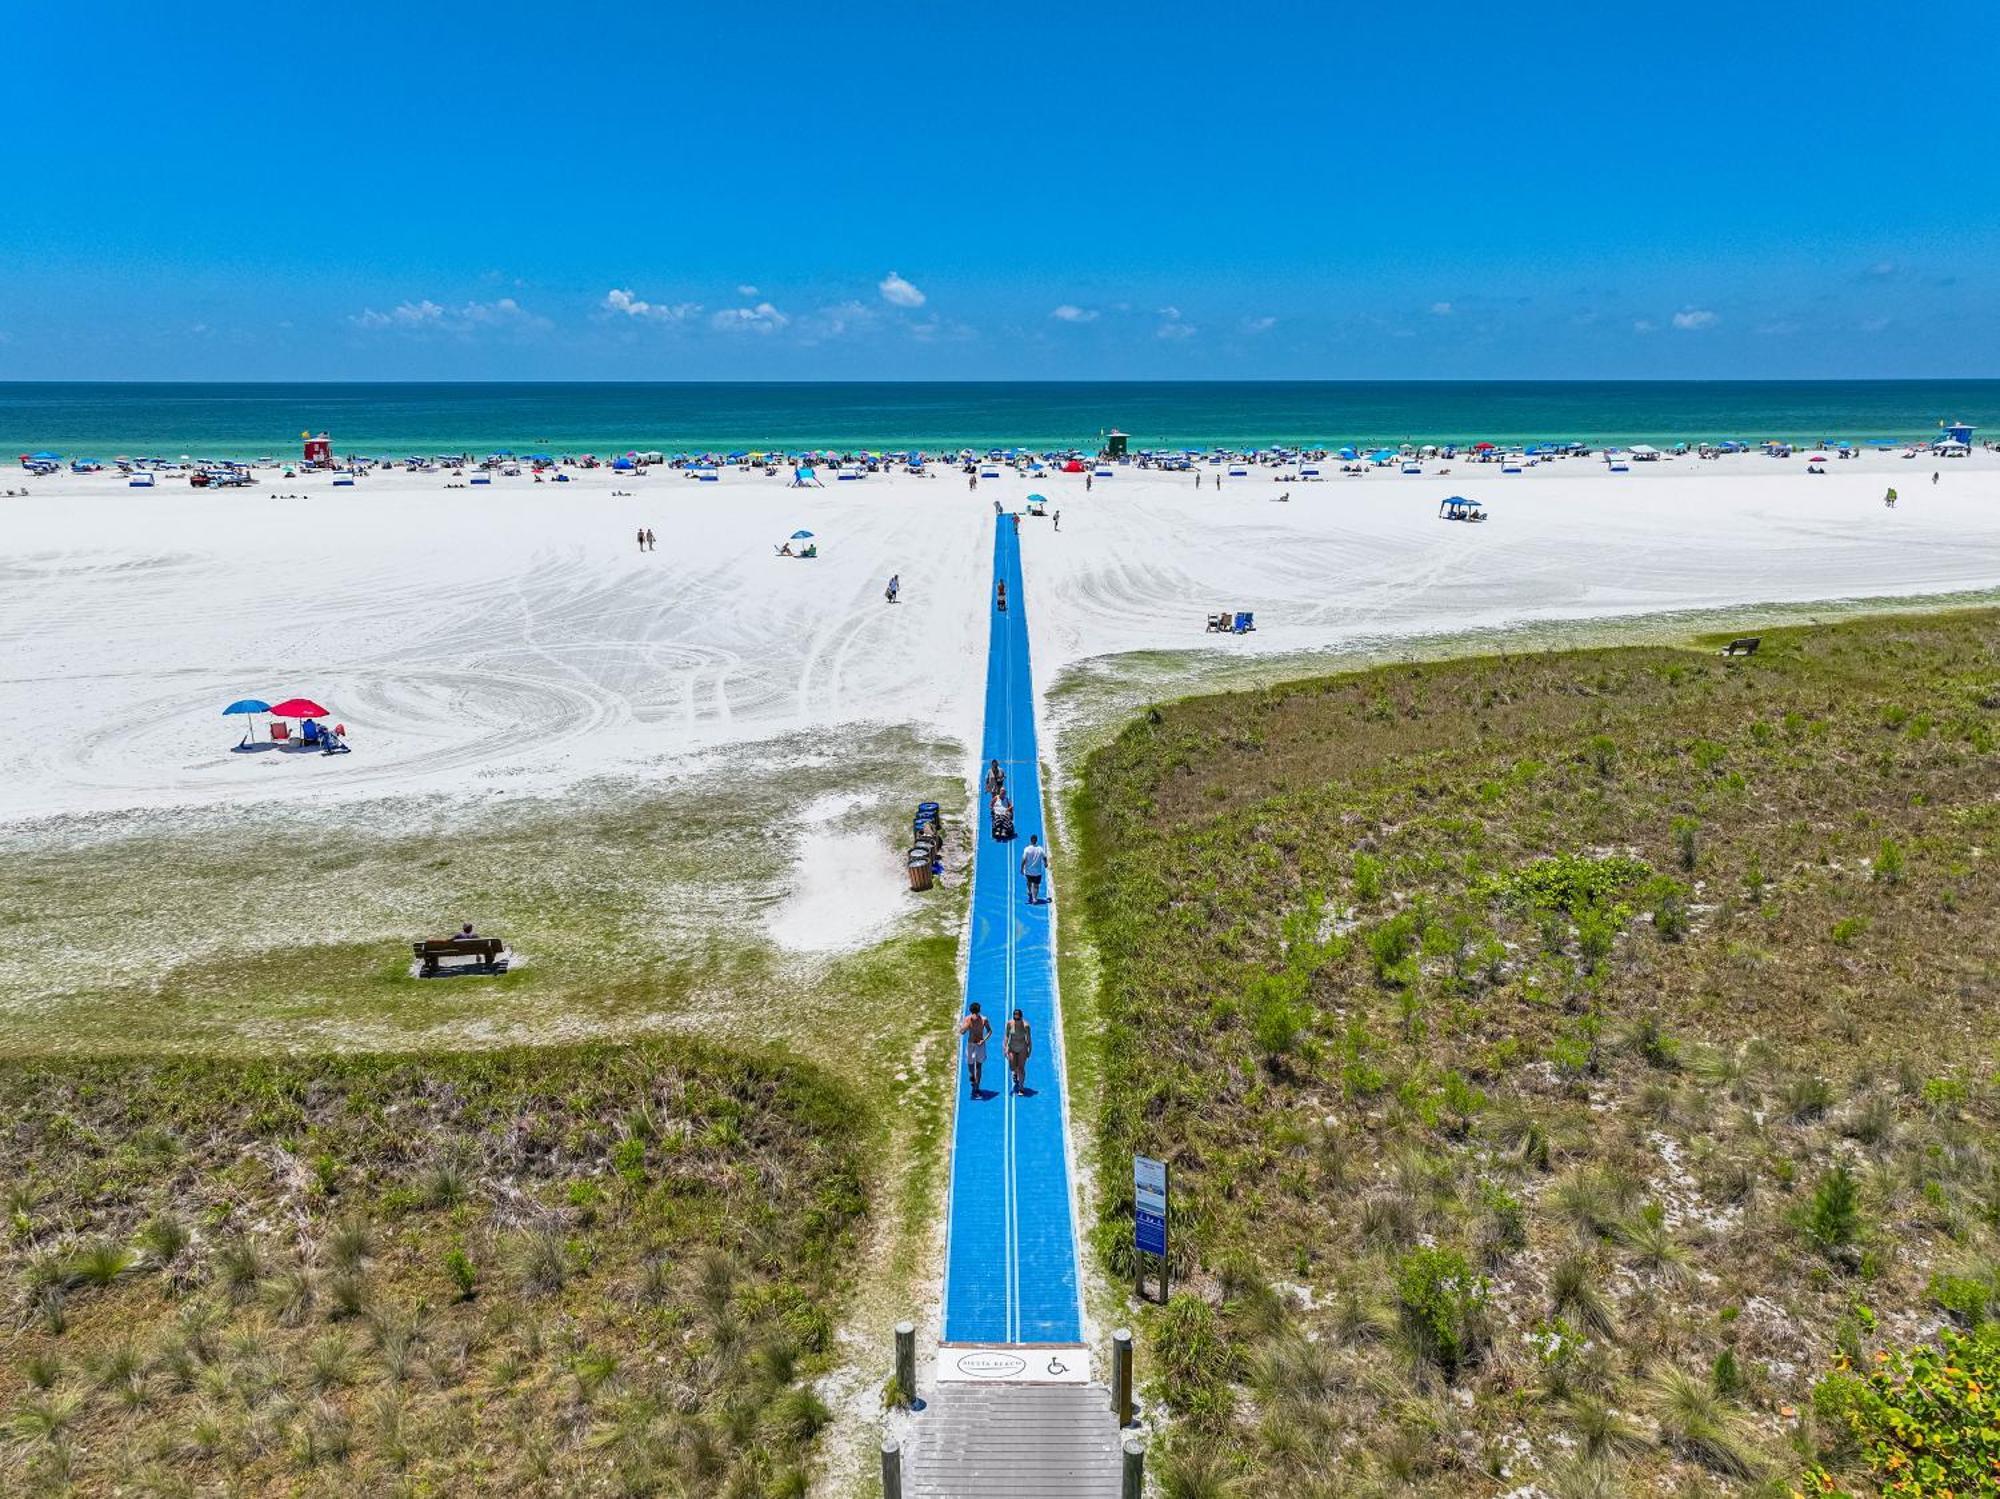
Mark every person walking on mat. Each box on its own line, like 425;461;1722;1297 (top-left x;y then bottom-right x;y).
1004;1008;1032;1094
958;1001;992;1097
1021;834;1049;904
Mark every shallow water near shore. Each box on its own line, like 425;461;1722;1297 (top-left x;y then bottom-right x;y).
7;378;2000;457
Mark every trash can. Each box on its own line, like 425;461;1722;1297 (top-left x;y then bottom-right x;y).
907;848;934;892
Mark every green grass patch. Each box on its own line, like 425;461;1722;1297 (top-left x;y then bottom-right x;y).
1074;607;2000;1493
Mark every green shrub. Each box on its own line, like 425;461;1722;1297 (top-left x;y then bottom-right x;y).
1796;1164;1865;1263
1586;734;1617;777
1830;915;1868;946
1927;1269;1994;1328
444;1246;477;1301
1644;876;1691;941
1352;851;1384;903
1809;1326;2000;1493
1367;912;1422;983
1481;854;1649;915
1393;1246;1491;1382
1672;816;1700;870
1873;838;1906;884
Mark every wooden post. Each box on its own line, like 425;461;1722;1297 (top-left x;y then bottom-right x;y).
881;1436;903;1499
894;1321;916;1406
1121;1437;1146;1499
1112;1327;1134;1427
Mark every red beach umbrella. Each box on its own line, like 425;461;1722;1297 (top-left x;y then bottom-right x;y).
268;697;329;718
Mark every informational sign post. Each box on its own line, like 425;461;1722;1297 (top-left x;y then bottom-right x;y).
1133;1155;1169;1304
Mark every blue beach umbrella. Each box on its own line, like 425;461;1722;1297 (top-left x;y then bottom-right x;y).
223;697;271;746
790;529;815;539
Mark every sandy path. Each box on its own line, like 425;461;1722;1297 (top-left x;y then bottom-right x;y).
1;453;1996;826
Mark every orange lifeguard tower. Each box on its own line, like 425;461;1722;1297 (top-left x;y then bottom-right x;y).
302;431;334;469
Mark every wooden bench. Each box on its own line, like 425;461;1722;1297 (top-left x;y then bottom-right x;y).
412;936;509;977
1721;637;1761;657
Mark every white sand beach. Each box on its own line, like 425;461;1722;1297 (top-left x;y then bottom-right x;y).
3;450;1998;829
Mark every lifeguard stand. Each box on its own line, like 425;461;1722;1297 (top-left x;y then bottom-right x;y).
303;432;334;469
1103;429;1129;459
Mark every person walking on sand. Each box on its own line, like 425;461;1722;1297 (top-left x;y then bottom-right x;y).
636;527;646;552
1021;834;1048;904
1086;473;1093;492
958;1001;992;1097
1053;509;1061;531
645;527;656;551
885;573;900;604
1004;1008;1032;1094
1933;471;1940;486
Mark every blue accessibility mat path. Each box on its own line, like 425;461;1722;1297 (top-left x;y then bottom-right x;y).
940;516;1083;1347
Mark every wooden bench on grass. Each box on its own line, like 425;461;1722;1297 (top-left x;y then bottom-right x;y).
413;936;509;977
1720;637;1761;658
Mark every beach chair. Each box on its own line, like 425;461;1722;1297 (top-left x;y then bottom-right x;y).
1227;467;1248;478
1206;611;1231;632
1402;462;1423;474
470;475;491;485
1608;461;1630;473
836;472;862;482
1232;611;1256;634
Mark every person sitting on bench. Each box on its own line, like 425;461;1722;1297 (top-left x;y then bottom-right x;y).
457;921;478;938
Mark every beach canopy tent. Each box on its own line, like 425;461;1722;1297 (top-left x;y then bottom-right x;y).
611;457;635;470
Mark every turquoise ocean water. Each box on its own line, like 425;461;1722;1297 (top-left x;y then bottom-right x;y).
3;381;1996;460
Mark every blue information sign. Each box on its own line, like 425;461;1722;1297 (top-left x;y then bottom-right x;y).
1136;1208;1167;1257
1134;1155;1168;1257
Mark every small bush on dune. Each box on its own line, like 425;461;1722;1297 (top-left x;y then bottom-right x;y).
1393;1246;1491;1382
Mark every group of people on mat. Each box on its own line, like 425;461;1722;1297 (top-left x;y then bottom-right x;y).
956;1001;1032;1098
958;758;1054;1096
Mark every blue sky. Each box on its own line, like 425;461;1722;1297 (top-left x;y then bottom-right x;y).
3;0;1995;380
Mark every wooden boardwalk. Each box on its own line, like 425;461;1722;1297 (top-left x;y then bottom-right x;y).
907;1384;1123;1498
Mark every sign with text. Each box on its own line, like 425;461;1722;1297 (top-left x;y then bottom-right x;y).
1134;1155;1168;1258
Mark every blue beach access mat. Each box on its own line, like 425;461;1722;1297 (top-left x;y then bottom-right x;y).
940;517;1083;1348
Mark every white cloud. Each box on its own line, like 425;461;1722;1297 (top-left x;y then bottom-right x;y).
711;301;789;334
1051;304;1099;323
878;271;926;308
1242;315;1277;334
1156;307;1196;340
603;288;701;322
1430;301;1454;316
353;297;549;334
737;284;759;297
1866;260;1897;279
797;300;875;341
1633;319;1657;334
1672;307;1718;330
